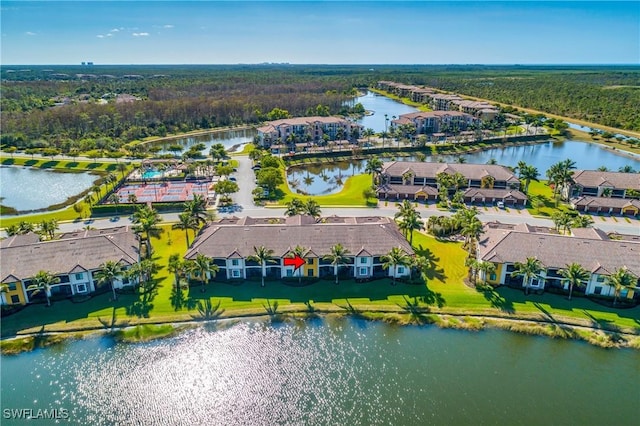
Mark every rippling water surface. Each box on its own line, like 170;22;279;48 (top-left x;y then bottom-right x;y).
2;319;638;425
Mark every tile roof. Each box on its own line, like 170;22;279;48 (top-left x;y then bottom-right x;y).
376;184;439;196
571;196;640;209
464;188;527;200
572;170;640;190
478;226;640;277
1;229;139;282
185;215;414;260
382;161;520;183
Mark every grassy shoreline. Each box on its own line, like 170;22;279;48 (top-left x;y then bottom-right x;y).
2;229;638;354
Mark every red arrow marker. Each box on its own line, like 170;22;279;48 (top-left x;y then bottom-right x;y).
284;254;305;271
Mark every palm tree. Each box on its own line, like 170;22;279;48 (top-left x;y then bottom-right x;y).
520;164;540;194
26;270;60;307
168;253;189;288
618;165;636;173
172;212;199;247
302;199;322;219
95;260;123;301
476;261;496;285
412;255;432;279
108;193;120;214
397;211;423;245
17;221;35;235
39;219;58;240
190;253;219;292
290;245;308;285
127;193;138;204
132;205;164;258
324;243;350;285
184;194;209;228
606;267;637;306
511;257;544;295
247;245;275;287
460;218;483;254
365;156;383;184
284;197;305;216
572;214;594;229
559;263;590;301
382;247;412;286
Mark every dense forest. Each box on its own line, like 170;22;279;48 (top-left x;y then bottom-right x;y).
1;65;639;154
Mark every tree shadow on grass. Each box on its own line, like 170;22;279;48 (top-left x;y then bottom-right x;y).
420;286;446;308
64;161;79;169
40;161;59;169
482;289;515;313
413;246;447;283
126;281;159;318
2;158;15;165
87;163;103;170
25;160;38;166
97;307;130;333
582;309;622;333
170;285;198;312
533;302;556;323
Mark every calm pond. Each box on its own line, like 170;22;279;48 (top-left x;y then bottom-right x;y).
287;139;640;196
1;319;638;425
0;166;98;212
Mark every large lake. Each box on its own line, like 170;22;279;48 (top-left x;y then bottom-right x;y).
1;319;638;425
0;166;98;212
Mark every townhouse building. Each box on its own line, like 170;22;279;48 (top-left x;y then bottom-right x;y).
0;227;139;305
184;215;414;282
392;111;478;136
476;222;640;300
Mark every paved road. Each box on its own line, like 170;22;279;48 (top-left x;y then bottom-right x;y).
232;156;256;208
50;204;640;237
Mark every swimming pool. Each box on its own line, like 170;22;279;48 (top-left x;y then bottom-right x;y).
142;170;163;179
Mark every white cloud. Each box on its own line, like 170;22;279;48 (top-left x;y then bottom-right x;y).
96;34;105;38
26;31;36;36
132;32;149;37
107;33;113;37
110;28;119;33
163;24;174;29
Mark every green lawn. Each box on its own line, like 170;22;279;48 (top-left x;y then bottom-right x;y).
3;227;638;339
273;173;374;206
525;180;572;217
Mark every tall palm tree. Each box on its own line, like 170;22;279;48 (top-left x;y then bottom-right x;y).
172;212;199;247
572;214;594;229
477;261;496;285
168;253;189;288
460;218;483;254
397;211;423;245
394;199;417;220
606;267;637;306
302;199;322;219
184;194;209;228
26;270;60;307
365;156;383;183
290;245;308;285
108;193;120;214
520;164;540;194
39;219;58;240
247;245;275;287
284;198;304;216
132;205;164;258
382;247;412;286
190;253;219;292
511;257;544;295
324;243;350;285
95;260;123;301
559;263;590;301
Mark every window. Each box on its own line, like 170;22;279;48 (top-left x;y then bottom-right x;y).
397;267;405;274
11;295;20;304
231;270;241;278
306;258;314;265
490;273;497;281
359;267;368;276
307;269;313;277
76;284;87;293
360;258;367;264
594;286;602;295
8;283;17;291
596;275;605;283
286;269;293;277
75;273;84;280
231;259;239;266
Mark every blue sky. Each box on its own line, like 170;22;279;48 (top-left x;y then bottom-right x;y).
1;1;639;65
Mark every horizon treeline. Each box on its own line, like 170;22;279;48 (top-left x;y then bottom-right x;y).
1;65;639;153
